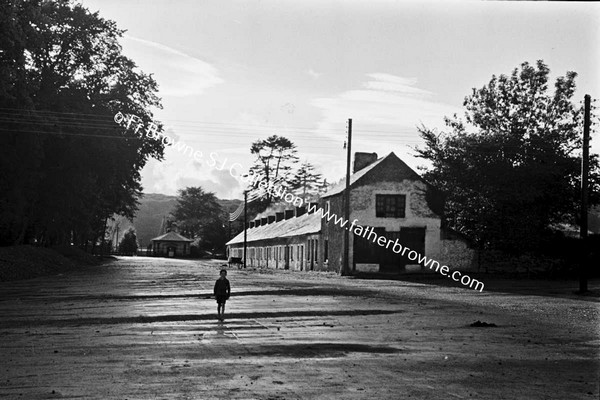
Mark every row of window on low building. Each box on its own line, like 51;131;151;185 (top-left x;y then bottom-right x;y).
229;239;327;270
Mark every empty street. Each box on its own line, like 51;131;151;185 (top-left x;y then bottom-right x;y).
0;257;598;399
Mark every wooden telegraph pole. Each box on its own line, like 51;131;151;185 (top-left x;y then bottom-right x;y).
342;118;352;276
579;94;591;293
243;190;248;269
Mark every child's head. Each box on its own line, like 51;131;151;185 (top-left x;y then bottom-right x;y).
219;269;227;278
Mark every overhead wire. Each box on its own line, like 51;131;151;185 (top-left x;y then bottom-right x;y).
0;107;429;137
0;126;543;150
0;119;422;140
0;120;427;148
2;107;566;152
0;107;418;133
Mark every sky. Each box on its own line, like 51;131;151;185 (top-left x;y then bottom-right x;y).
82;0;600;200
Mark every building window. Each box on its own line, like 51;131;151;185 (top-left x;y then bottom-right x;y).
376;194;406;218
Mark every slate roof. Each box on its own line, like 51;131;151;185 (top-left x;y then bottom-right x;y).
226;212;321;246
227;151;428;246
151;231;193;242
322;152;424;197
322;152;389;197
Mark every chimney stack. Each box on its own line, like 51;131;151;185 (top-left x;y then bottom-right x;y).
268;215;275;224
284;209;294;220
353;152;378;173
261;217;268;226
276;212;284;222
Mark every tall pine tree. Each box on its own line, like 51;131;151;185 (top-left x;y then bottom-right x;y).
249;135;299;205
289;161;324;203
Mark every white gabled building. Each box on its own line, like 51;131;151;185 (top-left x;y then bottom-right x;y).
227;152;476;274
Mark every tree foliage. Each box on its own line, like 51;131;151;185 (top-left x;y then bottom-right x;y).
289;161;325;202
416;60;600;253
172;187;227;252
249;135;299;204
0;0;164;247
118;228;138;255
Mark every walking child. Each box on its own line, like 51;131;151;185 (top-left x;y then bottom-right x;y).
214;269;231;321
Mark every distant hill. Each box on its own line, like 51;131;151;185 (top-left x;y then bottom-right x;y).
218;198;245;214
132;193;242;248
114;193;598;249
133;193;178;248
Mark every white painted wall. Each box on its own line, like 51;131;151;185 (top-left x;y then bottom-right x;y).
348;180;442;268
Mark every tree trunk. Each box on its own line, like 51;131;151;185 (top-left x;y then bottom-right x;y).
13;217;29;246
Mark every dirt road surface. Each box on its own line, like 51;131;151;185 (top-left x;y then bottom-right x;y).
1;257;598;399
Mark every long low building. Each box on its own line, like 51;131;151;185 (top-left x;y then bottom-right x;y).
228;210;321;270
226;152;476;274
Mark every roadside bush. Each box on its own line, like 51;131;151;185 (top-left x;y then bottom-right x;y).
0;246;76;281
479;234;599;278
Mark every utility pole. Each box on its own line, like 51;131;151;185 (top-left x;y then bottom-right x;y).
342;118;352;276
243;190;248;269
101;217;108;257
115;223;119;254
579;94;591;293
227;219;231;260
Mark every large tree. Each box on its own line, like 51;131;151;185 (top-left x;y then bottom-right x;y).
0;0;165;247
172;187;227;252
118;228;138;256
249;135;299;204
416;60;599;254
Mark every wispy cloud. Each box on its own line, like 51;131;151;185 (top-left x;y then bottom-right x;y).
307;68;322;79
310;72;460;137
175;168;242;199
363;73;432;96
122;35;223;97
307;73;461;174
142;157;242;199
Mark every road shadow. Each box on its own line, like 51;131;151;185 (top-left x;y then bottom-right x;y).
245;342;403;358
3;309;402;328
20;287;379;303
355;272;600;302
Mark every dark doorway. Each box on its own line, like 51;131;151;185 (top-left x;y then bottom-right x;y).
396;227;426;270
167;246;176;258
284;245;290;270
354;227;426;272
